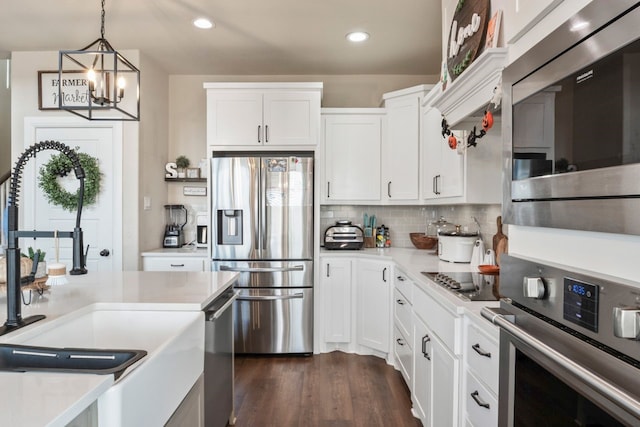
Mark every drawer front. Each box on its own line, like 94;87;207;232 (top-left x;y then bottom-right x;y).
394;326;413;387
394;269;413;303
464;370;498;427
143;257;206;272
413;285;458;352
466;322;499;392
394;288;413;342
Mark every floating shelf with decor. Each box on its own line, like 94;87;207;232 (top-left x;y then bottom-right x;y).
164;177;206;183
433;48;508;126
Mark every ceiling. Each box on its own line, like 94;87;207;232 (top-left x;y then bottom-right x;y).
0;0;443;76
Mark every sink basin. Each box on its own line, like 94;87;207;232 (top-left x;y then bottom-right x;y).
4;305;205;427
0;343;146;380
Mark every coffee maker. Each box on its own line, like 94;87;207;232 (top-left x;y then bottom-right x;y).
163;204;187;248
195;213;208;248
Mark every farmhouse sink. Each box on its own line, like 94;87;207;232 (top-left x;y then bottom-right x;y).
4;306;205;427
0;343;146;380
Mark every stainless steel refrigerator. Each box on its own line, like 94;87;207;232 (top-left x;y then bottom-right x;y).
211;153;314;354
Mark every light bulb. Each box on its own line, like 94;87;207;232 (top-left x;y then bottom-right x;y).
87;69;96;91
117;77;125;99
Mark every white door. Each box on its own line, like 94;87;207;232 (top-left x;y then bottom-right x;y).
21;119;122;272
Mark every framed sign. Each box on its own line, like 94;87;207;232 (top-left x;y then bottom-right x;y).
183;186;207;196
446;0;490;82
38;70;91;110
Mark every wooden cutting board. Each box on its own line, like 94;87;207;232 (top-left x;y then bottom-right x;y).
492;215;508;265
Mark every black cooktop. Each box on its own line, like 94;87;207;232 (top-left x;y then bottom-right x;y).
421;271;501;301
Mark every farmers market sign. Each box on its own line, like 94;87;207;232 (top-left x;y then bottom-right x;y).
38;70;91;110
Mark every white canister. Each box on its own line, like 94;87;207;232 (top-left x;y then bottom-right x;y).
437;234;478;263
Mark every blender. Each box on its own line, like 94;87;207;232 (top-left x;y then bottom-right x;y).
163;204;187;248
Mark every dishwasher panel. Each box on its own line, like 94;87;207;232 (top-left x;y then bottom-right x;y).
234;287;313;354
204;288;236;427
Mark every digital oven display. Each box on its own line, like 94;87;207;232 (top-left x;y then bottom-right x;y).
563;277;599;332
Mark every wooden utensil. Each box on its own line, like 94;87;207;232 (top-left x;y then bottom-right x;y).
493;216;508;266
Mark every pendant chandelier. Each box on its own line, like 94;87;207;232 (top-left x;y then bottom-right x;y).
58;0;140;121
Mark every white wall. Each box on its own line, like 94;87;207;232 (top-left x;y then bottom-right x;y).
138;53;170;257
0;60;10;176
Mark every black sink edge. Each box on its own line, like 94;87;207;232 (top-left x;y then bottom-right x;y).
0;343;147;380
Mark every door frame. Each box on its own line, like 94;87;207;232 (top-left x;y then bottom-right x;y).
23;116;123;271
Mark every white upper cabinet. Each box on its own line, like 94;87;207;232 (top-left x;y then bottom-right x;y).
382;85;433;202
322;109;384;202
205;83;322;148
422;91;463;200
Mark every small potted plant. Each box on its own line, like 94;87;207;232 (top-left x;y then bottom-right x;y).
175;155;191;178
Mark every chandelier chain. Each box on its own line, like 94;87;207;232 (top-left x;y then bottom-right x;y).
100;0;106;39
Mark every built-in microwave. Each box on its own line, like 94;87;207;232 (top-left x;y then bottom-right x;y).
502;1;640;235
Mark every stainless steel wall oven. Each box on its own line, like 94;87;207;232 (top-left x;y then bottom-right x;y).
502;1;640;235
483;255;640;426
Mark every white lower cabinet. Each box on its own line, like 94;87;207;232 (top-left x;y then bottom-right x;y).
432;334;460;427
463;315;500;426
413;313;432;425
393;267;414;387
142;256;208;272
412;283;461;427
356;259;391;353
321;258;352;343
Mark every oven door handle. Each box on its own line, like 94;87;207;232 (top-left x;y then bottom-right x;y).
237;293;304;301
481;307;640;420
219;265;304;273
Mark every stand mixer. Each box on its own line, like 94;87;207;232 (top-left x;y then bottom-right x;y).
163;204;187;248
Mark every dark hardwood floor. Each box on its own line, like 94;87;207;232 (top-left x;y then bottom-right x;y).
233;351;422;427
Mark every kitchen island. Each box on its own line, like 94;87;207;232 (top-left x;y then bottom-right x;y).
0;270;237;427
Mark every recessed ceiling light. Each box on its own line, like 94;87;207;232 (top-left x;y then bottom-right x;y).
346;31;369;42
193;18;214;29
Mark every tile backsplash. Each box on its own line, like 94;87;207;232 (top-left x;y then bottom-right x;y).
321;204;503;249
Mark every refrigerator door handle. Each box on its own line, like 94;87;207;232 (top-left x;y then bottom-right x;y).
219;265;305;273
237;293;304;301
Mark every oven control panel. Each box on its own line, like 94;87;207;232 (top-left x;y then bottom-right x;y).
563;277;599;332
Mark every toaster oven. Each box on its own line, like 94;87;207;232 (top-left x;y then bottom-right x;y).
323;221;364;250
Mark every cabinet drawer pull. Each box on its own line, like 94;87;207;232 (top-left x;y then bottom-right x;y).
258;125;261;143
421;334;431;360
396;338;405;346
327;182;330;198
470;390;490;409
170;263;185;268
382;267;387;282
265;125;269;143
396;299;405;305
326;263;330;277
397;275;405;281
388;181;392;198
472;343;492;358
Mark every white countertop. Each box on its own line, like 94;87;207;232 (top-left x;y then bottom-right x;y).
0;270;237;427
140;247;209;257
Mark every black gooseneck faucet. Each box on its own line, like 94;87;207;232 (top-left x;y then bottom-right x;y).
1;141;88;336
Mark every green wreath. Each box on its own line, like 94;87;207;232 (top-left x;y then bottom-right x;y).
38;150;101;212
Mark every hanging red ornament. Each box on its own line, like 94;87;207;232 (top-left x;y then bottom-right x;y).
448;135;457;150
482;110;494;131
